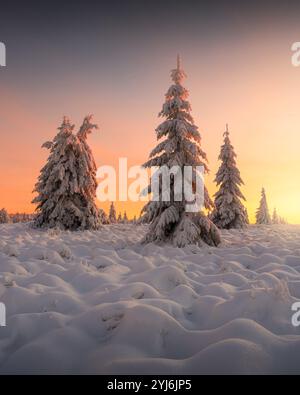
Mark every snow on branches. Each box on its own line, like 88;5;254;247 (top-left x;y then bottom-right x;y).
256;188;271;225
141;56;220;247
32;116;101;230
210;125;249;229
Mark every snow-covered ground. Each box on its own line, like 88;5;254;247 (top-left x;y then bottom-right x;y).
1;223;300;374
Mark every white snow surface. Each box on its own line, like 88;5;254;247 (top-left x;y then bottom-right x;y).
1;223;300;374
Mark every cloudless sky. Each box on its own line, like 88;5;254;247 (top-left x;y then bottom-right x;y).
1;0;300;222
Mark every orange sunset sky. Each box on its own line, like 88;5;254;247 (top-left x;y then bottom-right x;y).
1;1;300;223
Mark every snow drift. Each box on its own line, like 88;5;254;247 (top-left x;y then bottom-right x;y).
1;223;300;374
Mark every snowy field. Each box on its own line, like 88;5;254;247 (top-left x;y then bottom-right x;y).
1;223;300;374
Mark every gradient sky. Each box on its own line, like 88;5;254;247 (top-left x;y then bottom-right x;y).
1;0;300;222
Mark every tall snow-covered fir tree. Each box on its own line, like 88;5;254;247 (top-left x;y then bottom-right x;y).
256;188;271;225
0;208;9;224
109;202;117;223
32;115;101;230
140;56;220;247
210;125;248;229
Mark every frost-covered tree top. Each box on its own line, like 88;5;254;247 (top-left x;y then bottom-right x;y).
141;56;220;247
210;125;248;229
0;208;9;224
256;188;271;225
77;114;98;141
143;55;211;182
32;116;101;230
109;202;117;223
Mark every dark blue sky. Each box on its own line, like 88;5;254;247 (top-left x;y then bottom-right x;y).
1;1;299;66
1;0;300;89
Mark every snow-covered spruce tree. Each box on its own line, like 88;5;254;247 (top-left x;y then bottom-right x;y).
0;208;9;224
141;56;220;247
210;125;248;229
109;202;117;223
99;208;109;224
33;116;101;230
11;213;34;223
117;213;122;223
255;188;271;225
123;211;128;223
272;208;279;224
279;216;287;225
